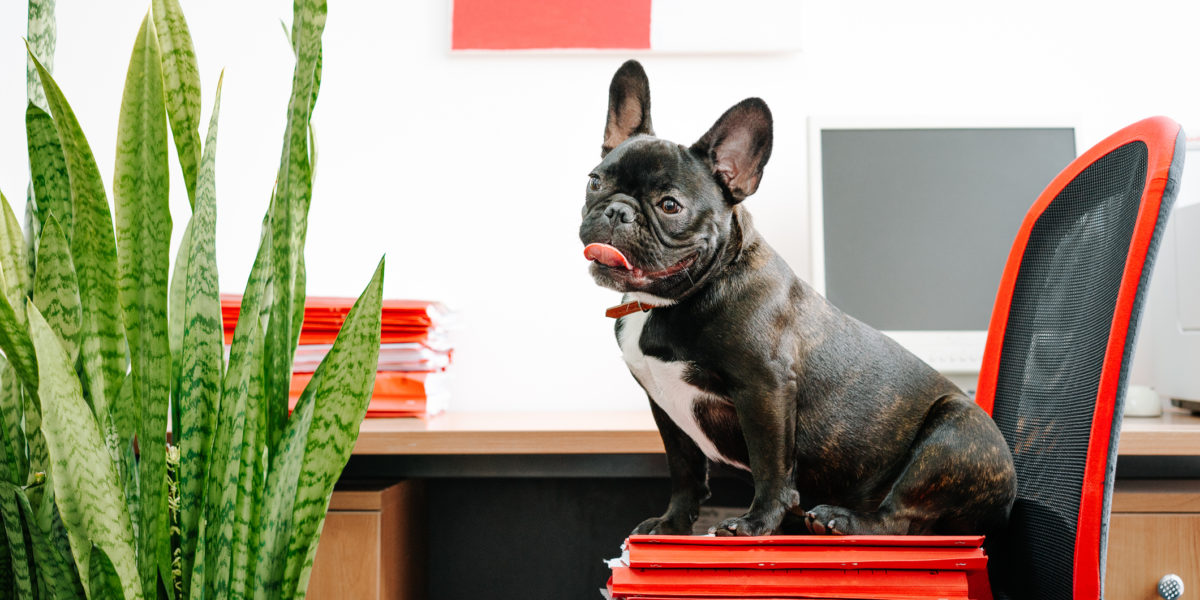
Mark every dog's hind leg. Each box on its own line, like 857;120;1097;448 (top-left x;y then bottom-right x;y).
798;394;1016;535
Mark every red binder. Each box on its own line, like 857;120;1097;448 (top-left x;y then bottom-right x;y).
289;371;449;418
608;535;992;600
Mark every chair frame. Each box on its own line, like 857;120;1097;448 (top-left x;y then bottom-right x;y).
974;116;1186;598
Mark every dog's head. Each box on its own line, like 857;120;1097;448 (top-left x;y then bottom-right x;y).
579;60;773;301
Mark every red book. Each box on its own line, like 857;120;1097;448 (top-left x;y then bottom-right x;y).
610;535;992;600
609;566;970;599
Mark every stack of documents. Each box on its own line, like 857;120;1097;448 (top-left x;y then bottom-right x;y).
605;535;991;600
222;295;454;418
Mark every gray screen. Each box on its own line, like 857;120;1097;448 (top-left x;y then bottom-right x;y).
820;127;1076;331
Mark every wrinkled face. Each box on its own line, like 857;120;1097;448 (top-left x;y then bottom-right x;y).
579;136;732;299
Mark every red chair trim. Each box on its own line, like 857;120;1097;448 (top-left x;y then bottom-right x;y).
974;116;1182;598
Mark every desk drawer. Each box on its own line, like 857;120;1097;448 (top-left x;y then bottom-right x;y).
1106;512;1200;599
307;480;427;600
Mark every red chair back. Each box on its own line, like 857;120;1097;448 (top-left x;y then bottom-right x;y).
975;117;1186;599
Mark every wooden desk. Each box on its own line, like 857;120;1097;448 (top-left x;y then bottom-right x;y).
333;408;1200;599
353;408;1200;456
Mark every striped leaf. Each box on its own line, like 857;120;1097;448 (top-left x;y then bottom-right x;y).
114;13;173;598
22;386;47;497
228;219;272;598
0;359;27;486
177;74;224;600
152;0;202;208
265;0;326;457
26;103;73;244
13;486;75;600
33;214;80;365
28;302;142;600
38;488;86;599
252;259;383;599
206;214;272;598
280;258;383;599
250;377;310;599
27;49;128;436
88;544;124;599
0;191;31;303
0;483;33;600
0;253;38;391
169;218;192;435
0;532;10;599
26;0;56;112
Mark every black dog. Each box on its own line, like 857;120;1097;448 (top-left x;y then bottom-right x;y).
580;60;1016;537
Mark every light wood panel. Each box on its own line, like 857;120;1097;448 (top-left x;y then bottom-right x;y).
1119;410;1200;456
307;481;426;600
351;410;1200;456
353;410;665;455
1105;513;1200;599
1113;480;1200;513
308;511;381;599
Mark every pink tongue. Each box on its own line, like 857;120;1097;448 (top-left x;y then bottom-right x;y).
583;243;633;270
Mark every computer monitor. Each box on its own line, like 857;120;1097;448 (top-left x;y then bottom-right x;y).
1144;138;1200;408
807;119;1077;381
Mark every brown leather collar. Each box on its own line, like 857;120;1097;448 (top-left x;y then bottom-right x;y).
605;300;656;319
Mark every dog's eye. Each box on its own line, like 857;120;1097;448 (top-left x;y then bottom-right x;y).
659;197;682;214
588;174;602;191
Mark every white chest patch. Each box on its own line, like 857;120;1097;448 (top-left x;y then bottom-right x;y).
618;310;748;471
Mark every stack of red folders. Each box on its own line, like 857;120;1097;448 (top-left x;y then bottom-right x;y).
221;295;454;418
605;535;992;600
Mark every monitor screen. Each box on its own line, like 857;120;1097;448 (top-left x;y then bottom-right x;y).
809;122;1077;373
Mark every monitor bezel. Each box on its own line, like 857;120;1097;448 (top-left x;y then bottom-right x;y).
805;116;1079;375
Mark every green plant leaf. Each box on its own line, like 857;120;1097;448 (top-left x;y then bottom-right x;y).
26;0;56;112
0;192;31;303
88;543;125;600
177;73;224;600
0;358;28;486
33;214;80;365
114;13;173;597
0;237;39;390
13;486;74;600
282;258;383;599
169;218;191;441
26;103;73;245
0;483;33;599
255;258;383;599
22;387;47;494
27;48;128;437
152;0;201;208
208;215;272;598
38;488;86;599
28;302;142;600
0;530;10;600
265;0;326;458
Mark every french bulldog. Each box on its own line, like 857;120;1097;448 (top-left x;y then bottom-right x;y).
579;60;1017;537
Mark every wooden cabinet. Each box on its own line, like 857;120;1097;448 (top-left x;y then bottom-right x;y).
306;480;427;600
1106;480;1200;599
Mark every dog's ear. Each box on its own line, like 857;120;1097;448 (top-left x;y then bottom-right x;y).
602;60;654;157
691;98;773;203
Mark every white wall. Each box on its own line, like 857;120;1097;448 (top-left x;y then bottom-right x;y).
1;1;1198;412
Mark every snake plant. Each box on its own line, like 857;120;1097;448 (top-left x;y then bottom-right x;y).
0;0;384;598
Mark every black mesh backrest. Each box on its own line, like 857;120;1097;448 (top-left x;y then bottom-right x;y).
984;118;1184;600
989;142;1146;599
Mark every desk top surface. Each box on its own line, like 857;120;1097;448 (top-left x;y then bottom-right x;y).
353;408;1200;456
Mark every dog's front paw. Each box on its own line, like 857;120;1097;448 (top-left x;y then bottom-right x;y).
711;512;780;537
633;514;693;536
802;505;853;535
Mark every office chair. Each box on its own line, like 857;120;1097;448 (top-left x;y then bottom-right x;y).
975;116;1186;599
607;117;1186;600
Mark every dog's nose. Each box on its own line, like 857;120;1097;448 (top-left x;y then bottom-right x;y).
604;203;637;224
